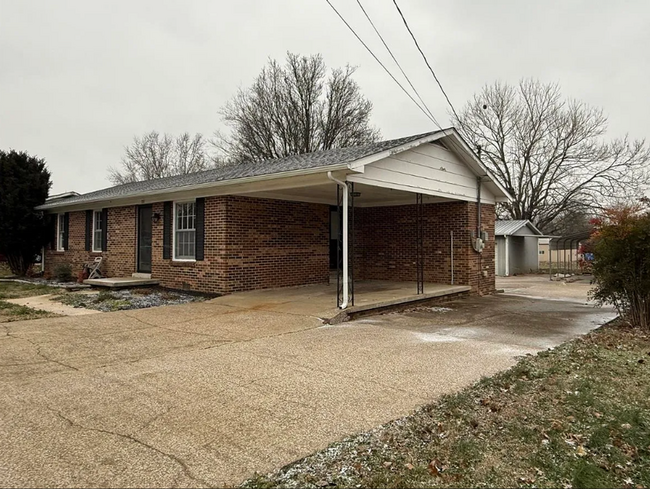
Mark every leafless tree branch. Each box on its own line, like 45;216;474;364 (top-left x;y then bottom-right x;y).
215;52;380;163
108;131;212;185
454;79;650;233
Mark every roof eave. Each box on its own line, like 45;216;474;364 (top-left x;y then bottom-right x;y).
36;163;350;212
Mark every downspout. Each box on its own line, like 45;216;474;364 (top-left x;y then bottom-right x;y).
327;172;348;309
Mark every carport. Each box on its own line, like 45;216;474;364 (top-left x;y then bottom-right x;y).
230;128;511;311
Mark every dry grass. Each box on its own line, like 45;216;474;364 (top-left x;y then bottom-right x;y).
0;301;59;323
243;320;650;489
0;281;56;300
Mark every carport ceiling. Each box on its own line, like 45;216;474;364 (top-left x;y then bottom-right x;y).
236;182;454;207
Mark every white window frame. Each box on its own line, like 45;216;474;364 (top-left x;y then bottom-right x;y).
57;213;65;251
172;200;196;262
92;210;103;253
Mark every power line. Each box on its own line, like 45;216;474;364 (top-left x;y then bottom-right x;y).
324;0;439;127
391;0;462;124
354;0;440;128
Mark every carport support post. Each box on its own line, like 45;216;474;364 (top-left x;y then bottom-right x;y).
328;172;349;309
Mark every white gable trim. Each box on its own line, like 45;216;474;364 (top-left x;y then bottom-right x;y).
347;128;512;202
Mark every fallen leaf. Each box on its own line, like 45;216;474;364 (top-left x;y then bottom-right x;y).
576;445;587;457
428;459;444;476
594;412;602;418
404;463;414;470
383;461;392;468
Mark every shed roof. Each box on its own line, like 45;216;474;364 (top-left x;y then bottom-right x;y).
495;220;544;236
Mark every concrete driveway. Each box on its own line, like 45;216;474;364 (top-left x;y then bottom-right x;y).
0;289;615;487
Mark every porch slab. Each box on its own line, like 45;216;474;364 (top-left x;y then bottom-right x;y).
83;277;160;288
212;280;471;324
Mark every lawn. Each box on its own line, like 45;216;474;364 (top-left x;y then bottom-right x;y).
0;281;57;300
243;321;650;489
0;281;60;322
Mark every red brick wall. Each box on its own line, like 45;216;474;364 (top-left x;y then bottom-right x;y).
46;196;330;294
44;207;136;279
219;196;330;293
44;196;493;295
354;202;495;295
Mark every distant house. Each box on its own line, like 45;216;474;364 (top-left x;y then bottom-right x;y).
36;128;512;307
495;220;546;276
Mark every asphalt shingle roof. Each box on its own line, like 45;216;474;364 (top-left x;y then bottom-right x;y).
45;130;441;208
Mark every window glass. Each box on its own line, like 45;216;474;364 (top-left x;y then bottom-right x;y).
93;211;103;252
174;202;196;260
57;214;65;251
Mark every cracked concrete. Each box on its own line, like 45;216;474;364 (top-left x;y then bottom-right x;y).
0;279;615;487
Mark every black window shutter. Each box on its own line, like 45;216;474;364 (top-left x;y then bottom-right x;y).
163;201;172;259
85;210;92;251
101;208;108;251
49;214;57;250
195;198;205;261
63;212;70;250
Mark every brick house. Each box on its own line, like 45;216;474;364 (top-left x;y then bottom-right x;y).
37;128;510;306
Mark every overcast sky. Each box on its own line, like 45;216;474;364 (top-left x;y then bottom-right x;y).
1;0;648;194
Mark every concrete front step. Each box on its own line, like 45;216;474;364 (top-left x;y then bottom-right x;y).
84;277;160;288
132;273;152;279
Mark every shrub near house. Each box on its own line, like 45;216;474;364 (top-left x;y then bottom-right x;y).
591;204;650;329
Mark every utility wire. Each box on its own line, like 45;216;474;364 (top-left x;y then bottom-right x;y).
324;0;439;127
392;0;462;124
354;0;441;128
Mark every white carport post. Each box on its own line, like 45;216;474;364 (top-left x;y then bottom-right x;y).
504;235;510;276
327;172;349;309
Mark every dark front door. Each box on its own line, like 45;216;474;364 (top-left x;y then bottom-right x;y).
137;205;152;273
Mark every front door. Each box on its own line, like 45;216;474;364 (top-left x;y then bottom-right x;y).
137;205;152;273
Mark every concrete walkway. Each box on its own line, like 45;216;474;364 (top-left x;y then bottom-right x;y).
0;291;615;487
5;293;101;316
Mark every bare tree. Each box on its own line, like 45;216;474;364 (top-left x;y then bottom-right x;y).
109;131;210;185
215;53;380;162
454;79;650;233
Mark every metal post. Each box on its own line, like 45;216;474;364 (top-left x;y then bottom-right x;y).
450;231;454;285
349;182;355;307
416;193;424;294
549;238;553;281
336;184;341;307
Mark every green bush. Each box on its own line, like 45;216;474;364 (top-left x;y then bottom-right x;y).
591;206;650;329
53;263;73;282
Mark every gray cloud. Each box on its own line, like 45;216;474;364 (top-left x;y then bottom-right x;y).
1;0;647;194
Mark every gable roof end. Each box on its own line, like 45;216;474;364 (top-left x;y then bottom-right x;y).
495;220;544;236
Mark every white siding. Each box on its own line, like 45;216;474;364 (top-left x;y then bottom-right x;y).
348;143;497;204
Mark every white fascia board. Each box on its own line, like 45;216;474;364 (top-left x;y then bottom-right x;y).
37;164;349;212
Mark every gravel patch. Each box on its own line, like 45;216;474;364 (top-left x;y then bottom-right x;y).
56;288;206;312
